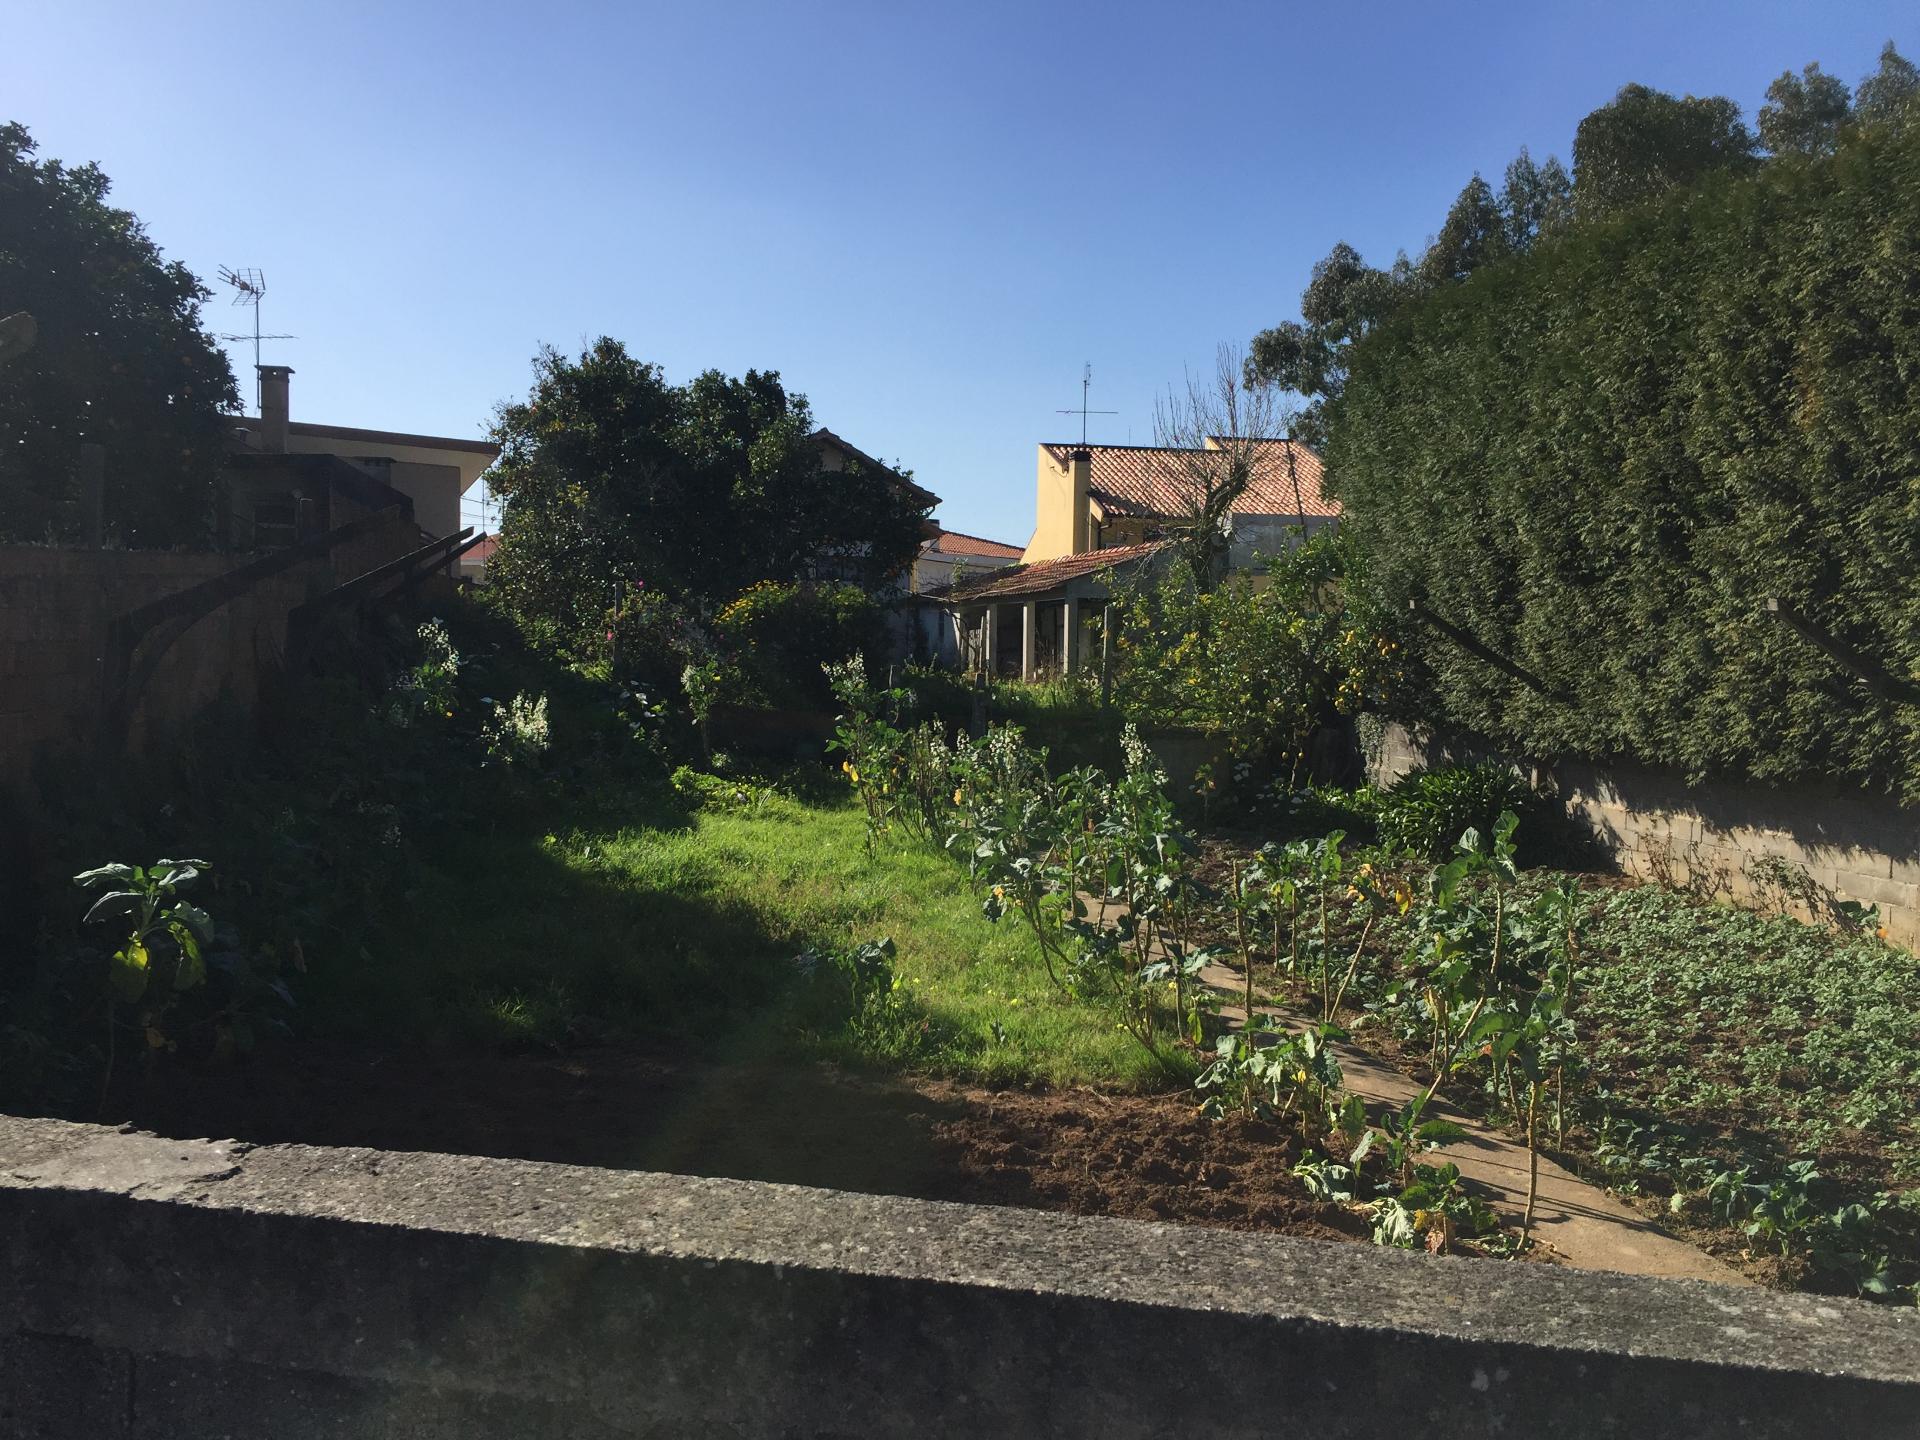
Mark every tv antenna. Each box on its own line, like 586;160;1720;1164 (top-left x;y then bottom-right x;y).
1056;362;1117;446
215;266;296;409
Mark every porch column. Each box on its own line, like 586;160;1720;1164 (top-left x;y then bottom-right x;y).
1063;595;1080;674
982;605;998;676
1020;600;1036;681
1100;603;1114;704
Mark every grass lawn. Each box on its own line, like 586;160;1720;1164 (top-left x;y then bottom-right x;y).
314;773;1164;1091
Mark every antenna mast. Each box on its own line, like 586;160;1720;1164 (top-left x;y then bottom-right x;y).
215;266;295;410
1056;362;1117;446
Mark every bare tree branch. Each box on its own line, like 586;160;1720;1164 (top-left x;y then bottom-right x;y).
1151;343;1298;589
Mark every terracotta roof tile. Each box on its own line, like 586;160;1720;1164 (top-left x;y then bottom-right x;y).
1041;438;1336;522
926;528;1023;559
935;541;1166;601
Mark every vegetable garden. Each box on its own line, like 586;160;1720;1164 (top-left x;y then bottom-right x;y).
828;656;1920;1298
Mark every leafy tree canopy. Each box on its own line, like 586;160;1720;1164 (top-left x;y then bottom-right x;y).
486;338;929;653
1856;39;1920;131
1758;62;1854;157
1248;158;1565;436
1250;43;1916;436
0;122;236;546
1570;83;1758;217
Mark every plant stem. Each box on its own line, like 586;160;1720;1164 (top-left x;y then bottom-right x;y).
1327;915;1377;1020
1524;1081;1542;1235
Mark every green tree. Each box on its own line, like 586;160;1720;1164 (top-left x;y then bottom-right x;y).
1498;147;1574;249
1250;153;1568;431
1758;62;1853;157
1418;176;1512;289
1109;526;1393;775
0;122;236;546
1855;40;1920;132
1571;83;1758;218
1247;242;1413;442
486;339;928;653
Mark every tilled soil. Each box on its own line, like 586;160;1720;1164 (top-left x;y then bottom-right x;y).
922;1082;1366;1242
79;1042;1364;1245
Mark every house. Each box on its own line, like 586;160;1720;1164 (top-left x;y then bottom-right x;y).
225;366;499;553
938;436;1336;679
458;534;498;585
810;427;941;516
899;527;1023;664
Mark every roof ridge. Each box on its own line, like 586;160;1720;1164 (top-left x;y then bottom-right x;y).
1043;441;1212;455
934;526;1021;547
1043;437;1316;456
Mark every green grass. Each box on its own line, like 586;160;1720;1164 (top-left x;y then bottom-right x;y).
318;774;1164;1090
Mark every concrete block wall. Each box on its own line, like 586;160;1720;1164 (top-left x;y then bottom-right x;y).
0;1116;1915;1437
0;516;417;795
1370;722;1920;948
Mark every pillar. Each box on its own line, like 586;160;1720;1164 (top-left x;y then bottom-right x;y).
982;606;998;676
1063;596;1080;674
1020;600;1036;681
1100;603;1114;704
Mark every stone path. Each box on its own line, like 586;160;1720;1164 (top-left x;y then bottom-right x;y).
1195;958;1747;1285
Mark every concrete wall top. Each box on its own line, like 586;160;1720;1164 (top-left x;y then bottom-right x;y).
1;1115;1915;1438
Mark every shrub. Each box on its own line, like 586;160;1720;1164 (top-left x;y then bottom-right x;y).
1374;762;1533;862
1108;528;1397;778
609;586;710;696
1329;119;1920;799
715;580;884;708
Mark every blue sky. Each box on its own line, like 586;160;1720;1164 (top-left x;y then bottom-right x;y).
6;1;1913;542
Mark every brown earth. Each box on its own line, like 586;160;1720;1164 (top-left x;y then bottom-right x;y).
84;1043;1364;1246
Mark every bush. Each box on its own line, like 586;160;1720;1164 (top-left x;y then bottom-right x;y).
714;580;883;708
1108;528;1398;776
1375;762;1534;862
607;586;709;696
1329;119;1920;800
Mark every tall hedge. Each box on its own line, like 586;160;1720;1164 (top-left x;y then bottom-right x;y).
1328;122;1920;801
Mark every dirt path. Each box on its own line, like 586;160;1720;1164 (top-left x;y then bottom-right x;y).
1196;959;1747;1286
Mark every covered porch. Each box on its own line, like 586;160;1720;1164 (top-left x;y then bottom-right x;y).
935;541;1165;681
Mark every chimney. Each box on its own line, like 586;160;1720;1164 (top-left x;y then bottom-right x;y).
1069;448;1092;554
259;365;294;454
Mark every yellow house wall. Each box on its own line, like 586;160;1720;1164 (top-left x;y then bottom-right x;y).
1022;448;1076;563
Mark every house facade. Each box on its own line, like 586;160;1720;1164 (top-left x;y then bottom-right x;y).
939;436;1337;679
899;527;1023;664
226;366;499;554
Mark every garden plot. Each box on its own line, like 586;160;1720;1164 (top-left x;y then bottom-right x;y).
828;660;1920;1303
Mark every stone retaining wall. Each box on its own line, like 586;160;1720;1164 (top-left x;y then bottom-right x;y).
1369;722;1920;948
0;517;416;796
0;1115;1915;1437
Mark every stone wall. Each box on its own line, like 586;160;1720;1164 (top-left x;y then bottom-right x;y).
1369;722;1920;948
0;515;416;796
0;1115;1915;1438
